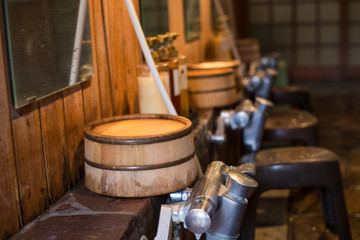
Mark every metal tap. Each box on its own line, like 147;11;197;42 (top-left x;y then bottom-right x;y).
259;55;278;71
241;97;273;153
242;55;279;100
154;161;258;240
208;97;273;151
242;71;273;99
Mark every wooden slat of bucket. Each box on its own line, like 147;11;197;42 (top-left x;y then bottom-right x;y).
236;38;261;63
84;133;194;167
187;68;238;108
189;88;238;108
84;114;198;197
85;156;198;197
188;70;236;92
188;60;243;97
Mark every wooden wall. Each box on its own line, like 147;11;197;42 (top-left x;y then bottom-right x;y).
168;0;213;62
0;0;213;238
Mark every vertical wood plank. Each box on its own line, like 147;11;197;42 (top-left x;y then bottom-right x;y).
200;0;213;59
82;77;101;124
82;1;102;124
104;0;128;115
12;103;49;225
233;0;248;38
39;93;70;203
168;0;213;63
91;0;114;118
0;25;22;239
121;0;142;114
63;85;85;186
168;0;187;59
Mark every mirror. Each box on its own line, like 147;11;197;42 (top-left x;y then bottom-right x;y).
184;0;201;41
3;0;94;108
140;0;169;37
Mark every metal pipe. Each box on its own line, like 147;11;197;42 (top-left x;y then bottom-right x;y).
69;0;88;86
243;97;273;153
185;161;227;235
124;0;177;115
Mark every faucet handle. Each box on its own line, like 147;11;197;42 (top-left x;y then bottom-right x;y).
207;116;226;143
234;162;256;176
242;75;262;92
225;171;258;200
220;108;252;130
254;97;273;113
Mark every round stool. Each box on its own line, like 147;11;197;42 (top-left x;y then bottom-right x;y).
239;146;351;240
270;86;312;112
264;109;319;146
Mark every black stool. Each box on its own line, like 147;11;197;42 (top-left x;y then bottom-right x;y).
264;108;319;146
270;86;312;112
239;147;351;240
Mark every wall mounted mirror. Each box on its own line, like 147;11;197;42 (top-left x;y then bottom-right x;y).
184;0;201;41
3;0;94;109
140;0;169;37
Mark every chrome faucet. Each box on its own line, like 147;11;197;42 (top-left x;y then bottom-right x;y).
153;97;273;240
242;55;279;100
154;161;258;240
208;97;273;153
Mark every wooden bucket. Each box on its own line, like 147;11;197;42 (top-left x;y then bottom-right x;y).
236;38;261;63
188;60;243;94
187;68;238;108
84;114;198;197
188;60;240;71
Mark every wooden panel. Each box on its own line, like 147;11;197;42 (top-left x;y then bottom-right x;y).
168;0;213;63
82;78;101;124
233;0;249;38
82;0;102;124
168;0;186;58
63;85;86;186
103;0;128;115
168;0;199;62
90;0;114;118
39;93;70;203
200;0;213;59
121;0;141;114
0;24;21;239
12;103;49;225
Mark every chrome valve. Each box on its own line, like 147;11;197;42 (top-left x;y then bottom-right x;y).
154;161;258;240
242;55;280;100
208;97;273;153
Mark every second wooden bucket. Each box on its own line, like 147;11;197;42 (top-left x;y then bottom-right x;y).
236;38;261;63
84;114;198;197
188;60;240;71
188;60;243;95
187;68;238;108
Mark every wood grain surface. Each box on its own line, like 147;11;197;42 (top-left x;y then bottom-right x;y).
90;0;114;118
11;103;49;225
39;93;70;203
63;85;86;186
92;119;185;137
84;115;197;197
0;0;214;236
0;24;21;239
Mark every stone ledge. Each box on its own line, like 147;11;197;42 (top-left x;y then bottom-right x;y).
11;183;166;240
11;110;214;240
